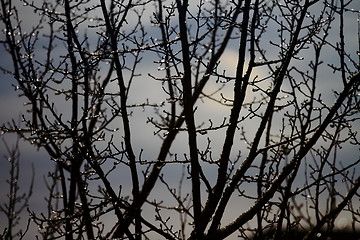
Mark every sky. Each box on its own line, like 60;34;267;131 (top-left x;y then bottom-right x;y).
0;0;359;239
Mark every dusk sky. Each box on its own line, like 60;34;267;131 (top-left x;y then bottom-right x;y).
0;0;359;239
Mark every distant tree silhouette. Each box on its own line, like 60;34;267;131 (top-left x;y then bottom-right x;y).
1;0;359;239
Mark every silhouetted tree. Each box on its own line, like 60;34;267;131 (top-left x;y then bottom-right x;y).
0;138;34;239
0;0;359;239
